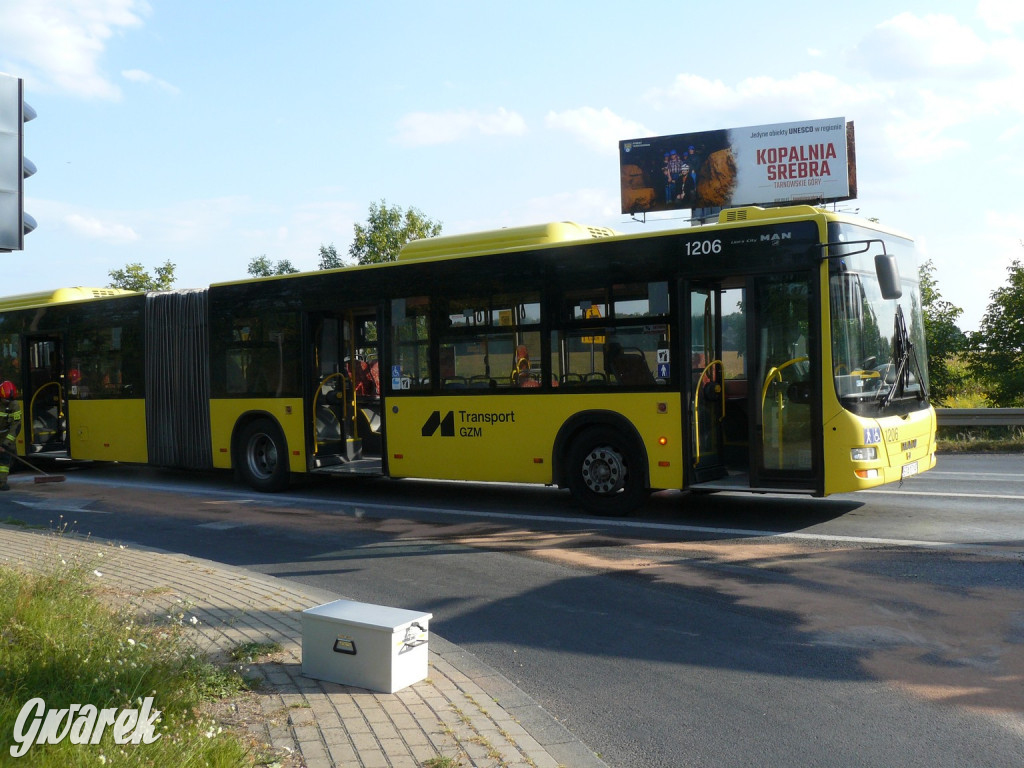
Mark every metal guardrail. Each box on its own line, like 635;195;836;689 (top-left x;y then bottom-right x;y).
935;408;1024;427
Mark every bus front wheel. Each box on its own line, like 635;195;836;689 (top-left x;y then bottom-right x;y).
566;427;647;516
236;418;289;492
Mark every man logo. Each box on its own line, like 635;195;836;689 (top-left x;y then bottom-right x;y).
421;411;455;437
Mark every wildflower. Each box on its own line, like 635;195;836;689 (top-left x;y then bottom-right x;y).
126;638;136;646
190;616;199;625
93;570;103;578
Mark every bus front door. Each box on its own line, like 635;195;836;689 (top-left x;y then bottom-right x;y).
308;308;383;471
748;272;818;492
25;335;68;454
688;274;818;493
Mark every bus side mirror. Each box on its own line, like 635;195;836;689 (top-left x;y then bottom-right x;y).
875;254;902;300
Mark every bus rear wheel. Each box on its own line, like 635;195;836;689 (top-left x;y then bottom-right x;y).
236;418;289;492
566;427;647;516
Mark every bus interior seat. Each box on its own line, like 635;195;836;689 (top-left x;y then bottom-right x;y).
722;378;749;446
611;349;655;386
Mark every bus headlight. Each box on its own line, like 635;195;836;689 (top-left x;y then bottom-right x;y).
851;447;878;461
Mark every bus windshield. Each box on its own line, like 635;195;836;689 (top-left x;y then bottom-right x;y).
828;223;929;417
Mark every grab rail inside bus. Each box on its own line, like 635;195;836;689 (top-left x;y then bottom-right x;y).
760;356;808;469
28;380;64;449
692;359;723;466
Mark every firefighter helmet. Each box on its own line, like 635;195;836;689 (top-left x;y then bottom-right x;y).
0;381;17;400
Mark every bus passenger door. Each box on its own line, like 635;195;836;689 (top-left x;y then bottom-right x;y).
687;282;752;486
687;285;727;483
25;335;68;454
749;272;818;491
308;307;383;471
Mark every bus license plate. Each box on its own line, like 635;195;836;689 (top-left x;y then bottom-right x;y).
901;461;919;478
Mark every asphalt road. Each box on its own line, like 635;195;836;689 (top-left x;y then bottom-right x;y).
2;454;1023;768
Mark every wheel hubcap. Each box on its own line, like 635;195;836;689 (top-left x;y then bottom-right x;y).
581;445;626;494
247;433;277;479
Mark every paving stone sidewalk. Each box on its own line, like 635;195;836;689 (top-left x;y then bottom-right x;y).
0;523;608;768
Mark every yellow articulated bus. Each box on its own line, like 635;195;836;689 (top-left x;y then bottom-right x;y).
0;205;935;515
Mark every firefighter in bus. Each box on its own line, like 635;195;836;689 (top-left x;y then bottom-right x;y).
0;380;22;491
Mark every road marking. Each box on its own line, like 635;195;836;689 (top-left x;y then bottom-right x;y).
12;499;107;514
197;521;246;530
863;489;1024;501
929;473;1024;479
47;473;1022;550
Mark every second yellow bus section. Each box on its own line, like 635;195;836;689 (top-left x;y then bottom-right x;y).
207;393;685;492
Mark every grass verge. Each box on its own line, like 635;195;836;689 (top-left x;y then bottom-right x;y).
936;425;1024;453
0;559;258;767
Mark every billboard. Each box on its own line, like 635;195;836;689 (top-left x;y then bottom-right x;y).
619;117;857;215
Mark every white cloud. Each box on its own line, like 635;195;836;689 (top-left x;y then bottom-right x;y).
522;187;622;224
851;12;998;80
65;213;139;243
395;107;526;146
545;107;651;155
977;0;1024;33
643;71;883;123
0;0;149;99
122;68;180;95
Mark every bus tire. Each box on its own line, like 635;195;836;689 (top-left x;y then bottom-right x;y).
236;418;289;492
566;426;647;516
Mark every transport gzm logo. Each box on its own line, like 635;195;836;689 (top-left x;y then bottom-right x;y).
421;409;516;438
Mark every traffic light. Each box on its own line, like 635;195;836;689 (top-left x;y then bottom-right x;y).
0;72;36;252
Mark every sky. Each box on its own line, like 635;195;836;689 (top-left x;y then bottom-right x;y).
1;0;1022;332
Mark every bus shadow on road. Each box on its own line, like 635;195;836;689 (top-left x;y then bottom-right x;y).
638;490;865;534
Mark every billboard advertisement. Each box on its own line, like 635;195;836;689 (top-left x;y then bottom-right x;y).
619;117;856;215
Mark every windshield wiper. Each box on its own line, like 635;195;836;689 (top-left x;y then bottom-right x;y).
877;306;927;407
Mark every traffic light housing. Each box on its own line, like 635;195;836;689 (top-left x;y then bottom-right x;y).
0;72;36;252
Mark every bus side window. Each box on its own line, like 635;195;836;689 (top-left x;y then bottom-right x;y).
390;297;431;390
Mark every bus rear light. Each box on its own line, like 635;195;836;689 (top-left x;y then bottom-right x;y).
393;454;403;460
851;447;877;461
533;457;544;464
658;436;668;446
855;468;879;479
658;460;670;467
657;402;668;413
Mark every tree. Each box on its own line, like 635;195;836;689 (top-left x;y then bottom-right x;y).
108;261;176;291
970;258;1024;406
918;259;967;405
318;243;344;270
247;255;299;277
348;200;442;265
